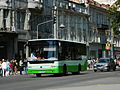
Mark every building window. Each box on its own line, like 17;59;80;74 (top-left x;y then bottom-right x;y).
17;11;25;30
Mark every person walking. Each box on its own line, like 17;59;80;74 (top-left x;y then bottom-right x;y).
19;60;23;75
87;58;91;70
13;59;18;75
0;61;2;76
23;59;28;75
9;60;13;75
6;59;10;76
1;59;7;77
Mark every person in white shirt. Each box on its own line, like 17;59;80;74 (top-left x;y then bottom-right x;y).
0;61;2;76
1;59;7;77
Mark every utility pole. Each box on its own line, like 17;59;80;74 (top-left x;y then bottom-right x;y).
111;28;114;58
53;0;57;39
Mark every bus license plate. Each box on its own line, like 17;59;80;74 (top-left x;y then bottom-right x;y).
39;71;45;73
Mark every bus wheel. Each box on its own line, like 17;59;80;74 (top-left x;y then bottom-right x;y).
54;73;60;76
36;73;41;77
72;64;81;75
63;65;67;76
78;64;81;74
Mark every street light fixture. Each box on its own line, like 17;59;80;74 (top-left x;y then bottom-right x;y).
59;24;65;28
36;19;53;39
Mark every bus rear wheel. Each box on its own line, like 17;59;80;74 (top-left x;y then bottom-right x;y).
36;73;41;77
63;65;67;76
72;64;81;75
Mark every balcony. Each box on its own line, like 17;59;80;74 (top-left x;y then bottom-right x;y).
0;0;28;9
28;0;42;9
97;24;109;30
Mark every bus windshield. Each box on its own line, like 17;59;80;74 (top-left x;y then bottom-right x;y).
28;40;57;61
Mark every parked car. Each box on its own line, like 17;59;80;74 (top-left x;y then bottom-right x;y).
93;58;116;72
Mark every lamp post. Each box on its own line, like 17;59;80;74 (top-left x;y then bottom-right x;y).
111;28;114;58
36;19;53;39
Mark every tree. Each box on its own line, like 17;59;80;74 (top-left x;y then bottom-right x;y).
109;0;120;35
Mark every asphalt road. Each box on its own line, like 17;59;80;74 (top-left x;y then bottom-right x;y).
0;68;120;90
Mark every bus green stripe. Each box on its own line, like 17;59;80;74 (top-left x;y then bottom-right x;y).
28;63;87;74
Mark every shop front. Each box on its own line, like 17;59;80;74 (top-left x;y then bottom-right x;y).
0;32;18;60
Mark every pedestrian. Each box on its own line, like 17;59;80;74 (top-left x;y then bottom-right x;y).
96;58;99;63
23;59;28;75
19;60;23;75
6;59;10;76
9;60;13;75
13;59;18;75
0;61;2;76
87;58;91;69
1;59;7;77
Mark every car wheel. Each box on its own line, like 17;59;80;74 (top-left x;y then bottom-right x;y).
113;66;116;71
94;70;97;72
107;67;110;71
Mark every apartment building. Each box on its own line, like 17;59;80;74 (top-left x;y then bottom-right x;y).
0;0;43;59
0;0;119;60
0;0;89;60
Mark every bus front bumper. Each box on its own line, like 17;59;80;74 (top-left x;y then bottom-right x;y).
28;68;62;74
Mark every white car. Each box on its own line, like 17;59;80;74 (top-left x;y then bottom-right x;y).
94;58;116;72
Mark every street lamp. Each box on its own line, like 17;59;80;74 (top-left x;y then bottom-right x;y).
37;19;53;39
111;28;114;58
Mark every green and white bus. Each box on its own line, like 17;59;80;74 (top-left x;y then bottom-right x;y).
26;39;87;77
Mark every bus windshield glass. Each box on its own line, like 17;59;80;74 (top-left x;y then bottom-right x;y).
28;40;57;61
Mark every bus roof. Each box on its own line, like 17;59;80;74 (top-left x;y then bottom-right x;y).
28;39;86;44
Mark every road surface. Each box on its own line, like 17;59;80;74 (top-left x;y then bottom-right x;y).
0;69;120;90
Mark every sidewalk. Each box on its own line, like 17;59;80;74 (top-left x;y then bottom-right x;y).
87;67;93;71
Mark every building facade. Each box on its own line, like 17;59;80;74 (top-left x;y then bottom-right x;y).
0;0;89;60
0;0;119;60
0;0;43;59
87;1;111;59
87;0;120;59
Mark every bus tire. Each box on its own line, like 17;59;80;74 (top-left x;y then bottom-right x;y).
36;73;41;77
54;73;60;76
63;65;67;76
72;64;81;75
78;64;81;74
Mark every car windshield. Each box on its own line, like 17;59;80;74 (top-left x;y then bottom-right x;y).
98;59;110;63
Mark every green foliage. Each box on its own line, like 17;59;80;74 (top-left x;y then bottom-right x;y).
109;0;120;35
